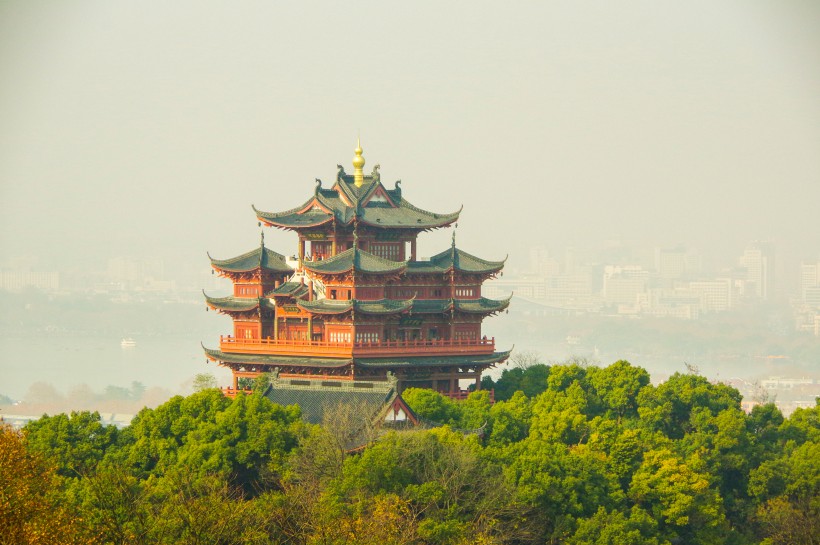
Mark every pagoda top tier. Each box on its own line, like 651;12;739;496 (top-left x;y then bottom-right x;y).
254;143;461;232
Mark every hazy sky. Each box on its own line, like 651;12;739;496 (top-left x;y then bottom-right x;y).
2;1;819;277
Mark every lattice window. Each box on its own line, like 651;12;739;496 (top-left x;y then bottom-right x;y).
355;331;380;343
357;287;382;300
370;243;400;261
329;331;351;343
393;288;416;298
454;328;478;341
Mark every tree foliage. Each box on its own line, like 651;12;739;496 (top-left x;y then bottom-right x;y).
12;361;820;545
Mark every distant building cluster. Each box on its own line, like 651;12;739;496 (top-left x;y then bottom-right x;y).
485;240;819;336
0;256;179;296
0;270;60;292
105;256;176;292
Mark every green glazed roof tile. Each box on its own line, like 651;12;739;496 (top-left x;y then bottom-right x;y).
454;295;512;314
263;377;396;425
269;282;309;298
297;300;354;314
204;293;260;312
253;176;460;230
209;246;293;273
355;351;511;368
302;247;406;275
295;298;414;315
203;346;351;367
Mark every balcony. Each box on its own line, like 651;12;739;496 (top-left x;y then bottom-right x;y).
219;336;496;358
221;386;253;398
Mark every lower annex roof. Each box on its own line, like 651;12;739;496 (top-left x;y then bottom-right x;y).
263;377;397;426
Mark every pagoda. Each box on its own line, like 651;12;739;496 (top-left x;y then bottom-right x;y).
203;142;511;398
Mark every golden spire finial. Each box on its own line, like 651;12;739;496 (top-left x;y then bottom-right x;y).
352;138;365;187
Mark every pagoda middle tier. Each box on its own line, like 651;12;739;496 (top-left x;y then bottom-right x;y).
203;143;511;396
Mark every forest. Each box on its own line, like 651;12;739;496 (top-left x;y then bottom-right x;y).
1;360;817;545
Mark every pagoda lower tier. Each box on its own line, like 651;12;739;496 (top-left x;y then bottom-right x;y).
203;344;511;395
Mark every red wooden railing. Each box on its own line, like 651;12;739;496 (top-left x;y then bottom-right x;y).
442;389;495;403
221;387;253;398
219;336;496;357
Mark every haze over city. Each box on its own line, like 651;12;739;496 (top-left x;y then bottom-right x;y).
1;2;819;413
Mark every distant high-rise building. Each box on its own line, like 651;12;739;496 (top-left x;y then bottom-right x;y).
0;270;59;292
738;241;775;300
602;265;649;306
689;278;733;312
655;245;703;279
656;246;688;279
800;260;820;309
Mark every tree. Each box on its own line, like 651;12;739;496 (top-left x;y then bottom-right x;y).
192;373;218;392
0;425;87;545
628;448;726;545
485;363;551;402
587;360;649;421
637;373;741;439
24;411;118;477
459;390;492;430
334;428;535;544
146;471;268;545
113;389;303;492
69;462;152;545
510;349;542;369
252;372;272;393
486;390;532;447
402;388;459;424
749;440;820;545
568;507;665;545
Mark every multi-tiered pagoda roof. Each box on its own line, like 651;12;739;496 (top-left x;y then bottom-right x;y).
203;142;511;399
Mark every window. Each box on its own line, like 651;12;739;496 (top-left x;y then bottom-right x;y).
455;288;474;297
454;329;477;341
329;331;351;343
357;287;382;300
355;331;380;343
236;285;259;296
370;243;400;261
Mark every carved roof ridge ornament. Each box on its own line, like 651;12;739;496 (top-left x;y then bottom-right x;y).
451;224;458;268
386;371;398;389
352;139;365;187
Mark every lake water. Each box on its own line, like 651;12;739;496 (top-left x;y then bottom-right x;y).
0;334;231;400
